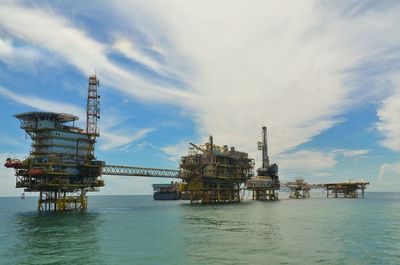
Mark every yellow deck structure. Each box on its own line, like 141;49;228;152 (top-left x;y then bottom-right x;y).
325;180;369;198
180;136;254;203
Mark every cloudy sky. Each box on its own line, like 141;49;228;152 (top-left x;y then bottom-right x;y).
1;0;400;196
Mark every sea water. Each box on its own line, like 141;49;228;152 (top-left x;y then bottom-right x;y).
0;193;399;265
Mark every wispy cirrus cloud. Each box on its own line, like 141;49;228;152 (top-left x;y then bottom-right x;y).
376;162;400;191
0;86;85;118
161;139;191;163
0;2;195;103
109;0;400;161
112;38;164;75
0;85;153;151
100;129;154;151
0;38;12;56
0;38;49;70
333;149;370;158
376;75;400;152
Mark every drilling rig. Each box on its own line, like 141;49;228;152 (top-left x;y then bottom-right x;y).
246;126;280;200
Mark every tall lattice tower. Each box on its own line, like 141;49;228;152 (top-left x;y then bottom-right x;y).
258;126;270;169
246;126;280;200
86;75;100;159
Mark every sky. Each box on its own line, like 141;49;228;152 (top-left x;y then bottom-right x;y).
0;0;400;196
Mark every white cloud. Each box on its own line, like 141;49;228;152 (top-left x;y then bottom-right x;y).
100;128;154;151
376;75;400;151
275;148;370;180
0;153;24;196
112;38;164;74
276;149;338;179
2;1;400;164
1;1;400;181
161;140;191;163
0;85;153;151
333;149;370;157
376;162;400;191
342;149;370;157
0;2;195;103
0;86;85;118
0;38;49;70
0;38;12;56
109;0;400;164
119;141;158;153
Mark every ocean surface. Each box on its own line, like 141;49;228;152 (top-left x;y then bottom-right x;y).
0;193;399;265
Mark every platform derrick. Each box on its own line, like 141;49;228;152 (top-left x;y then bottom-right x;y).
180;136;254;204
246;126;280;200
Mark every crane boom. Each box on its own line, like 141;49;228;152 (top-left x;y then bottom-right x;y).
189;142;206;153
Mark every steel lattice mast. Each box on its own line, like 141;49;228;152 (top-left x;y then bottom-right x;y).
258;126;270;168
86;75;100;159
246;126;280;201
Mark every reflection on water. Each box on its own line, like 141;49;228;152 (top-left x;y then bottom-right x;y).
8;211;103;265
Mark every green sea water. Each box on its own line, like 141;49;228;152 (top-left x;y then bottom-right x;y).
0;193;399;265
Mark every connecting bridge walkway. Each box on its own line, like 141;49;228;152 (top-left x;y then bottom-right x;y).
102;165;180;178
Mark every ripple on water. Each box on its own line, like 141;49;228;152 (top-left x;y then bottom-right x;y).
0;194;399;265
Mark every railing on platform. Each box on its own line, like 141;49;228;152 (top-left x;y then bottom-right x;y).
102;165;180;178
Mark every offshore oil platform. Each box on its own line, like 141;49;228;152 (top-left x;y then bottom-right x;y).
4;75;104;210
3;75;370;211
280;178;369;199
284;178;311;199
324;180;369;198
180;136;254;203
3;75;181;211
